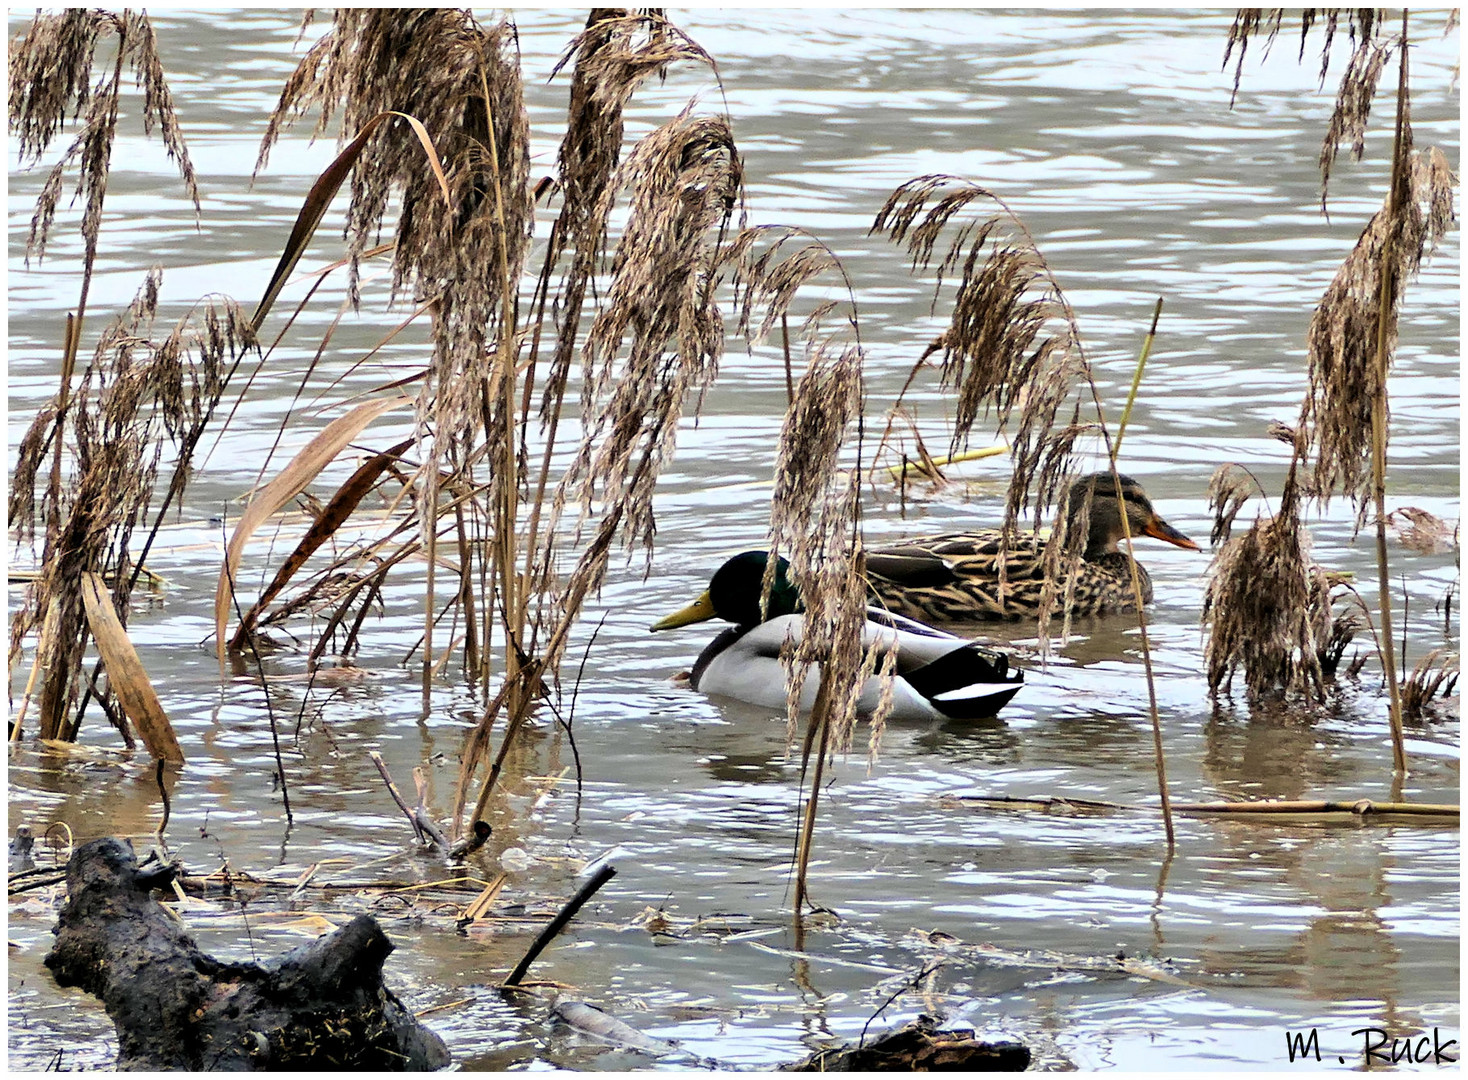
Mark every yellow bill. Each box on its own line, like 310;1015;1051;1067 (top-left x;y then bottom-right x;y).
650;590;716;632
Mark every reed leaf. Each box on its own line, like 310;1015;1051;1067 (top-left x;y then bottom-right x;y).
233;438;413;646
252;110;451;332
215;396;413;659
80;571;182;763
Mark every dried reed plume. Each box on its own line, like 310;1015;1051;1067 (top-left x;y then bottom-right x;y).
1386;507;1458;557
770;344;880;746
562;108;742;556
518;11;719;636
1224;10;1382;109
9;10;231;747
11;9;199;270
1214;11;1456;751
871;175;1097;644
1302;144;1456;525
10;275;253;739
729;229;884;909
259;9;531;321
1202;465;1336;699
463;40;736;827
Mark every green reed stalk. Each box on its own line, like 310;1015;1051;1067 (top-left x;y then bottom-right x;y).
1112;298;1162;458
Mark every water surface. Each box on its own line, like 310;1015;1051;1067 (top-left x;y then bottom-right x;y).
7;8;1459;1071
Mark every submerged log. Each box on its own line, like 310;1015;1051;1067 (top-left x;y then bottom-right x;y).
786;1014;1030;1071
44;837;449;1071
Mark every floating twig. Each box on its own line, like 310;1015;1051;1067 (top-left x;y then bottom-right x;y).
939;791;1458;823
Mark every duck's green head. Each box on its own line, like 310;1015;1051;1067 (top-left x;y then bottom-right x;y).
650;550;801;631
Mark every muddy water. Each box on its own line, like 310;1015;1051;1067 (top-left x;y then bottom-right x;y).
7;9;1458;1072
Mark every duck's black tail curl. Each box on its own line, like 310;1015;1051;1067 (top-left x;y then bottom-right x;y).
902;643;1024;719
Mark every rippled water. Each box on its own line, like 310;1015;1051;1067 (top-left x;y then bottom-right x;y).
8;9;1459;1072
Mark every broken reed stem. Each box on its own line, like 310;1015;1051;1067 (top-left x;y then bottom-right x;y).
502;861;617;988
368;750;423;843
1112;298;1162;458
884;443;1007;479
1171;798;1457;817
1372;11;1409;774
944;793;1458;820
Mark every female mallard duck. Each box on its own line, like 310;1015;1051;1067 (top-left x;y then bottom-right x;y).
651;551;1022;720
865;472;1199;623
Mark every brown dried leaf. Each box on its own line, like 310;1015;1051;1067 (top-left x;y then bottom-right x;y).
215;396;413;659
80;571;182;763
233;438;413;646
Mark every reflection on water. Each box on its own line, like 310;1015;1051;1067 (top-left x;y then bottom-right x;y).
7;7;1458;1072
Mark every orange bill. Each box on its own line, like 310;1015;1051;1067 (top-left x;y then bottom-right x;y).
1142;514;1200;551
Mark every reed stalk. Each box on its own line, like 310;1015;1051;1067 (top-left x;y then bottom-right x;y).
1370;10;1410;773
793;676;833;915
1112;298;1162;458
1104;322;1175;849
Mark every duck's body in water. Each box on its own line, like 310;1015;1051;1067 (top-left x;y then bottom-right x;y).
652;551;1023;721
865;473;1200;623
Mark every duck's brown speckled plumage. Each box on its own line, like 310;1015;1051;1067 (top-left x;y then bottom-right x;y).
865;473;1199;623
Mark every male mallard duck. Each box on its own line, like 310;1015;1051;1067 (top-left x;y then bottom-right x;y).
651;551;1023;720
865;472;1200;623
